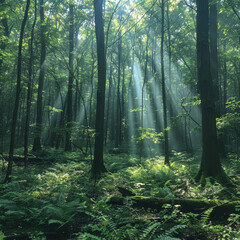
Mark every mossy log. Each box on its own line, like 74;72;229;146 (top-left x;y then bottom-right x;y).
107;196;240;218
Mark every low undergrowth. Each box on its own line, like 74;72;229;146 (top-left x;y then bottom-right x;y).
0;148;240;239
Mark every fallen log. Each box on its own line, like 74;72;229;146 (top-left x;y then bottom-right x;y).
107;196;240;219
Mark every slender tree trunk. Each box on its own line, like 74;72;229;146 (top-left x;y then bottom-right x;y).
65;3;74;151
105;59;113;145
91;0;107;177
32;0;46;151
74;26;80;122
110;84;116;142
166;0;171;87
19;98;26;145
24;0;37;165
116;32;122;147
56;98;67;149
196;0;229;184
89;28;95;129
0;0;9;72
0;0;9;154
16;99;23;145
222;43;227;114
74;70;79;122
50;114;57;147
4;0;30;183
140;33;149;160
161;0;170;165
152;45;161;134
121;65;126;141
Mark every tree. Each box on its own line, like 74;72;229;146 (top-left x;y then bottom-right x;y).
0;0;9;154
65;2;74;151
195;0;229;184
0;0;9;72
91;0;107;177
116;30;122;147
4;0;30;183
210;0;219;112
32;0;46;152
24;0;37;165
161;0;170;165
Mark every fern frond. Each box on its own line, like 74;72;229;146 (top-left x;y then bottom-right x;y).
76;232;103;240
141;221;162;239
201;208;213;224
155;235;180;240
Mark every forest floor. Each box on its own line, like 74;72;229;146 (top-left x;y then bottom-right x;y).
0;148;240;240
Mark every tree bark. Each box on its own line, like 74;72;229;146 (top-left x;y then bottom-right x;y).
4;0;30;183
196;0;229;184
210;0;219;113
121;65;126;141
65;3;74;151
105;58;113;144
24;0;37;166
0;0;9;154
161;0;170;165
0;0;9;71
32;0;46;152
91;0;107;178
116;31;122;147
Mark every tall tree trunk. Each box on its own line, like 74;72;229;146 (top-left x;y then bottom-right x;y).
210;1;226;157
0;0;9;154
55;98;67;149
116;31;122;147
24;0;37;165
121;65;126;141
196;0;229;184
152;45;161;134
74;26;80;122
210;0;219;113
222;43;227;114
140;32;149;160
0;0;9;72
161;0;170;165
166;0;172;87
91;0;107;177
32;0;46;151
65;2;74;151
105;59;113;145
4;0;30;183
110;84;116;142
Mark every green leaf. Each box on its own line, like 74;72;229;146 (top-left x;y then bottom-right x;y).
48;219;64;225
5;210;25;216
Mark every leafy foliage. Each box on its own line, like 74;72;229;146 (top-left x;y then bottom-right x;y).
0;150;239;239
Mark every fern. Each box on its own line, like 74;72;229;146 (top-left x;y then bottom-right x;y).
164;224;186;236
200;208;213;224
141;221;162;239
155;235;180;240
76;232;103;240
106;220;117;234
